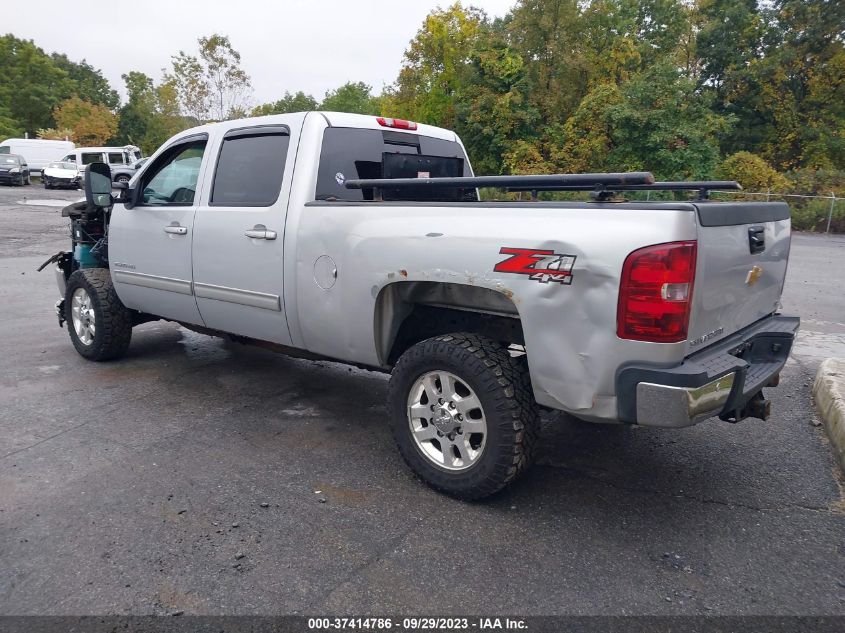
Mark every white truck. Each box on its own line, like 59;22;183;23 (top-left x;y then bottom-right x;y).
41;112;799;499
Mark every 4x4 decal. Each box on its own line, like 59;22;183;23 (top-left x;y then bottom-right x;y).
494;247;576;285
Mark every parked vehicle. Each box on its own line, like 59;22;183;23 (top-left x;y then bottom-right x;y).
42;161;82;189
41;112;799;499
0;138;74;175
59;145;143;183
0;154;31;186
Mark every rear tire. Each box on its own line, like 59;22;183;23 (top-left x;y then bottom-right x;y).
388;333;539;500
65;268;133;361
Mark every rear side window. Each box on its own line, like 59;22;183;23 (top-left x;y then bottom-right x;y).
316;128;476;202
81;153;102;165
0;146;9;154
107;152;125;164
211;126;290;207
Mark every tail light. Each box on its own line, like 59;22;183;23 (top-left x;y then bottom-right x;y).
617;241;697;343
377;117;418;130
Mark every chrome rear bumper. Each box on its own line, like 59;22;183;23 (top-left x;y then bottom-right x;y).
617;314;800;428
636;374;736;428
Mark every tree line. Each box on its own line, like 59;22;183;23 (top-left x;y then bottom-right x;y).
1;0;843;229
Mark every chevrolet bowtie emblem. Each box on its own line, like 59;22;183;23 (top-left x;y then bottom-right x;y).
746;265;763;285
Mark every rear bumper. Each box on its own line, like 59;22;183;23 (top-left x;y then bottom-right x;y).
616;314;800;428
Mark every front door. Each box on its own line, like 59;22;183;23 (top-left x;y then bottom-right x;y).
191;124;294;345
109;135;209;325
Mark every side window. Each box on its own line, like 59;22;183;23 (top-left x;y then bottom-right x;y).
140;139;207;206
81;153;102;165
0;146;9;154
210;126;290;206
62;154;76;163
107;152;125;164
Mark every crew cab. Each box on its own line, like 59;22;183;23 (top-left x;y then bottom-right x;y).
43;112;799;499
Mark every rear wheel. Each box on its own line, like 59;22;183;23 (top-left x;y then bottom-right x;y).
388;333;539;500
65;268;133;361
115;174;130;184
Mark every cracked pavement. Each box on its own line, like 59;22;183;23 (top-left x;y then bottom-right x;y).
0;186;843;615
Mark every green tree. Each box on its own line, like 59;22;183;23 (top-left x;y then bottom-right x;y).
389;3;486;128
115;72;190;154
50;54;119;109
0;35;72;135
321;82;379;115
0;104;22;139
716;151;790;192
456;21;542;175
166;34;252;122
115;71;156;148
554;65;732;180
251;91;318;116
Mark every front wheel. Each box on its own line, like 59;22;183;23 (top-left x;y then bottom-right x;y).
388;333;539;500
65;268;133;361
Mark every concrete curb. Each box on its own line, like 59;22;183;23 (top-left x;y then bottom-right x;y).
813;358;845;473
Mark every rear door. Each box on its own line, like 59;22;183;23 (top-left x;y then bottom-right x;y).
109;134;209;324
191;124;295;345
686;201;792;353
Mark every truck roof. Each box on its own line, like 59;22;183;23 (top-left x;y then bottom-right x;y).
178;111;457;142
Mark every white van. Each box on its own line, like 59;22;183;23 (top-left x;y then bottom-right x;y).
0;139;75;175
59;145;143;183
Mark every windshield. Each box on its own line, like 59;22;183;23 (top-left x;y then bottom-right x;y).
1;156;21;165
48;162;77;170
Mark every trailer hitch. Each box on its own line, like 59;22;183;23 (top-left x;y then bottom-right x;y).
721;391;771;423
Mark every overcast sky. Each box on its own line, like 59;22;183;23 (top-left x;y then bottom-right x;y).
6;0;517;106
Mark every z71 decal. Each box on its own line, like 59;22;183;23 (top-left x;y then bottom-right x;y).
494;247;576;285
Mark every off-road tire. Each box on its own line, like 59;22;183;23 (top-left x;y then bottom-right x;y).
388;333;539;500
65;268;133;361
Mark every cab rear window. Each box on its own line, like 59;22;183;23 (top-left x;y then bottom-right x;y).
315;128;476;202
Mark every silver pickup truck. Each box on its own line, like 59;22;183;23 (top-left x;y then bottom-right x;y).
43;111;799;499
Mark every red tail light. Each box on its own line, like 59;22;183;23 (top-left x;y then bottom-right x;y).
617;241;697;343
377;117;418;130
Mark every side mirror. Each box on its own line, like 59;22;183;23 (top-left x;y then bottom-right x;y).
85;162;113;208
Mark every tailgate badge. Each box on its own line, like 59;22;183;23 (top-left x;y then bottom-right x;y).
745;265;763;285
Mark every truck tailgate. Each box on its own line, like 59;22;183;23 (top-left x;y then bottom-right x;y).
686;202;792;354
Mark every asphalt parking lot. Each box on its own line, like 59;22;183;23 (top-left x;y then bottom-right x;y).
1;184;843;616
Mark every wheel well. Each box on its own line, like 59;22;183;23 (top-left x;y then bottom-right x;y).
375;281;524;366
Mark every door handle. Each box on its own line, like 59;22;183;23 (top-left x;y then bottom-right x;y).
245;224;277;240
163;224;188;235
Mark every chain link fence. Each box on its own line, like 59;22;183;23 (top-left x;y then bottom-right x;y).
708;190;844;233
